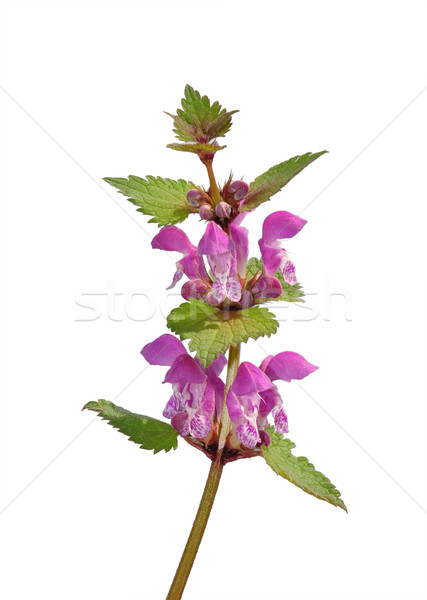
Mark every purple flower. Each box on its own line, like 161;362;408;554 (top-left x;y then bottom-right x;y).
226;351;318;448
259;211;307;285
151;226;208;289
198;221;242;304
141;334;226;440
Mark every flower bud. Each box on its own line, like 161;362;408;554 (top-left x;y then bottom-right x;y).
228;180;249;201
215;201;231;219
186;189;205;207
199;204;214;220
251;275;282;299
239;290;253;308
205;292;220;306
181;280;209;301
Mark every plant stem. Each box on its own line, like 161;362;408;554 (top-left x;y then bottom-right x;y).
204;160;222;206
165;457;223;600
165;344;241;600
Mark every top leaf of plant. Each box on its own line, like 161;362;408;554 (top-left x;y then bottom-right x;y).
262;426;347;511
166;84;238;143
104;175;198;226
240;151;327;212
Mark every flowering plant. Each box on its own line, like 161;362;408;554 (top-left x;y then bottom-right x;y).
83;85;346;599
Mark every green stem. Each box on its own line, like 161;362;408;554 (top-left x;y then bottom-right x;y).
165;344;241;600
205;160;222;206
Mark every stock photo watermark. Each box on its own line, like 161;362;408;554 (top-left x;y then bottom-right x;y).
75;281;352;323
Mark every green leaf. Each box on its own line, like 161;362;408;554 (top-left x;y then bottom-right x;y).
167;142;225;154
167;299;279;367
104;175;198;226
240;151;328;212
245;257;305;303
83;400;178;454
262;427;347;511
166;84;238;143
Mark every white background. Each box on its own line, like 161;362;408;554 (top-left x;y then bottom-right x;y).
1;1;427;599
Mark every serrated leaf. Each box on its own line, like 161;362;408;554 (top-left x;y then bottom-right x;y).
240;151;327;212
104;176;198;226
167;299;279;367
167;142;225;154
262;426;347;511
83;400;178;454
245;257;305;303
167;84;238;143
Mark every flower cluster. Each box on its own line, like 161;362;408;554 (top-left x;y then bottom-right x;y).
152;180;307;310
142;333;317;451
144;174;319;452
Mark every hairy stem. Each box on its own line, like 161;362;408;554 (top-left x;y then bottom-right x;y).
204;160;222;206
165;344;241;600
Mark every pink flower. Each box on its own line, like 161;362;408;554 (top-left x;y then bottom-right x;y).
258;211;307;285
141;334;226;440
226;351;318;448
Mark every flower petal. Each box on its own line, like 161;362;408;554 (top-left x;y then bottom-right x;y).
226;277;242;302
141;334;187;366
206;354;227;378
171;412;189;436
258;385;283;417
166;267;184;290
265;351;318;382
164;354;207;384
211;280;227;303
281;255;297;285
226;389;245;424
163;393;183;418
259;355;273;373
198;222;234;255
231;361;273;395
258;239;285;275
261;211;307;246
208;251;233;283
272;405;289;433
189;414;212;438
236;422;259;448
199;383;215;416
151;225;194;254
230;224;249;278
180;250;209;281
